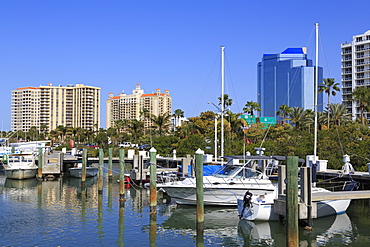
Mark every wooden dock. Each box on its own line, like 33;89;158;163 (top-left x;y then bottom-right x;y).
312;190;370;201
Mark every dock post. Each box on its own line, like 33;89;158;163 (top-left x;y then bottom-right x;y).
119;149;126;202
81;148;87;184
195;148;204;244
98;149;104;194
149;148;158;247
37;148;43;180
149;147;157;214
286;156;299;247
108;147;113;181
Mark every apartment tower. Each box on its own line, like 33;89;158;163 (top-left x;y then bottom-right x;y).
257;47;323;118
341;30;370;120
106;84;172;129
11;83;100;132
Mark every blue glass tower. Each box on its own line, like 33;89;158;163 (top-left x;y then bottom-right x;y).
257;48;323;118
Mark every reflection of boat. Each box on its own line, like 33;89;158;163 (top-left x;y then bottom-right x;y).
3;153;38;179
4;177;38;188
68;176;98;187
157;156;281;206
237;213;352;246
238;187;352;221
162;206;239;230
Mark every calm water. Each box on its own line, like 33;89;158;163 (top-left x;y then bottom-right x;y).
0;165;370;247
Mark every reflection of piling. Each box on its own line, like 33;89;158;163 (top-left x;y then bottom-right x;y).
286;156;298;247
119;149;126;202
195;148;204;243
108;147;113;181
118;204;125;245
98;193;103;235
149;147;157;214
149;213;157;247
81;148;87;185
98;149;104;194
37;148;43;180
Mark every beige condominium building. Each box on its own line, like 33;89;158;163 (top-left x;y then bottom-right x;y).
341;30;370;120
11;83;100;132
106;84;172;129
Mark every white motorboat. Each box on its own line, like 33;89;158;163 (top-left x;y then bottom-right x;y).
69;160;98;178
157;155;286;206
237;187;352;221
2;153;38;180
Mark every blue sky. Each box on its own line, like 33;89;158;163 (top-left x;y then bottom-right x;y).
1;0;369;131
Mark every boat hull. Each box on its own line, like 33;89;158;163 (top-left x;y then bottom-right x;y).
69;167;98;178
4;168;38;180
160;181;276;206
238;198;352;221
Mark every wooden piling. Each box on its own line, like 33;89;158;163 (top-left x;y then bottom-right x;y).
37;148;43;179
149;147;157;214
286;156;299;247
98;149;104;194
119;149;126;202
81;148;87;184
195;148;204;244
108;147;113;181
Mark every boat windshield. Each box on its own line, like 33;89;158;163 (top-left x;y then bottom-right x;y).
212;164;262;179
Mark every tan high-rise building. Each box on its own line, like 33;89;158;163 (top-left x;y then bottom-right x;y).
341;30;370;120
106;84;172;129
11;83;100;132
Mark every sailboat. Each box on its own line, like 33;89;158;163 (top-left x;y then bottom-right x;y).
237;23;354;221
157;47;279;206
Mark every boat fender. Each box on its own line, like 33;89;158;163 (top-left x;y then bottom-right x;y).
2;154;8;164
240;190;253;219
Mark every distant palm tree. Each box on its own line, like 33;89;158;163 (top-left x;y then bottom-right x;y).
124;119;144;143
218;94;233;110
243;101;261;116
276;104;292;124
149;112;172;136
318;78;340;128
351;87;370;125
330;103;352;126
287;107;306;129
173;109;185;129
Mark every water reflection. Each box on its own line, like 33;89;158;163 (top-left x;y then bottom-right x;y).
0;172;369;247
237;213;352;246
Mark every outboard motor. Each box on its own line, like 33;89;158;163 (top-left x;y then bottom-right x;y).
239;191;253;219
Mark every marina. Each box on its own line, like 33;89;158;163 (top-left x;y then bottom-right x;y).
0;162;370;246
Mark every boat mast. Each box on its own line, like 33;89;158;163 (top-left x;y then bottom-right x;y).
221;46;225;164
314;23;319;159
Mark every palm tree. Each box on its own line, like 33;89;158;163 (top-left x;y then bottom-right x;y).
218;94;233;110
330;103;352;126
55;125;67;144
114;119;125;133
276;104;292;124
124;119;144;143
351;86;370;125
173;109;185;130
287;107;306;130
318;78;340;128
243;101;261;116
149;112;172;136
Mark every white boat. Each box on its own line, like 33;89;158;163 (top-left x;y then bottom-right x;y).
69;161;98;178
2;153;38;180
237;187;352;221
157;155;283;206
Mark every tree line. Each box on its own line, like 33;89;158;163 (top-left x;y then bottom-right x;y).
3;78;370;172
